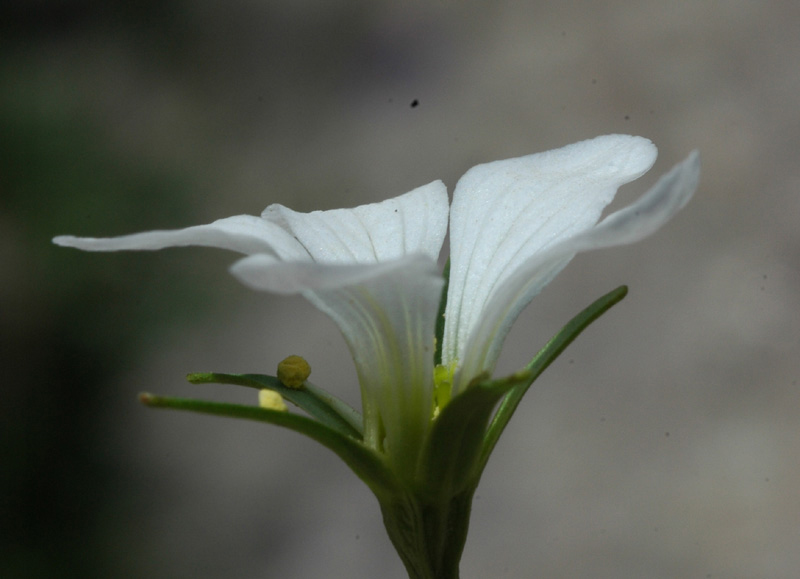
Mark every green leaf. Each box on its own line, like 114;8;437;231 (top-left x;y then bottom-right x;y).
434;259;450;367
186;372;363;440
418;370;532;498
139;393;396;497
476;285;628;476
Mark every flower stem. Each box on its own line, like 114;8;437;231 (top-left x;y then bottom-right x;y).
379;488;474;579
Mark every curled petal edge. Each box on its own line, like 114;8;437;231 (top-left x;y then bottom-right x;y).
442;135;657;376
454;151;700;390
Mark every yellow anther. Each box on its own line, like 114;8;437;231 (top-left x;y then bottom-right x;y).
277;355;311;389
259;389;288;412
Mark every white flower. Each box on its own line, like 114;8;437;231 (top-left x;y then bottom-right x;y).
53;134;699;475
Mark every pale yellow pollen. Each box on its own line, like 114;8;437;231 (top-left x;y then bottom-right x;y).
277;355;311;388
259;389;288;412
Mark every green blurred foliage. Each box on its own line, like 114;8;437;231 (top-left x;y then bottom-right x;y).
0;7;221;576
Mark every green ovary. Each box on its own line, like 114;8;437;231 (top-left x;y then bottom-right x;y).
432;361;457;416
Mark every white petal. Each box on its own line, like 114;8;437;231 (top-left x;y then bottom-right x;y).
53;180;449;267
443;135;658;371
231;253;436;294
454;151;700;389
235;252;444;472
261;180;449;264
55;179;449;473
53;215;308;259
314;258;443;473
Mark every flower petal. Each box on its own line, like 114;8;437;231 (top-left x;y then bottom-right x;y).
53;215;308;259
443;135;658;372
235;252;444;476
454;150;700;389
52;180;450;267
54;181;450;476
261;180;449;263
230;253;434;294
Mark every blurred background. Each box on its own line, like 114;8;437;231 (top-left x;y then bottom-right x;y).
3;1;799;577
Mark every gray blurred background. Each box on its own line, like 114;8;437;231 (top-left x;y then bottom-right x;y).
3;1;799;577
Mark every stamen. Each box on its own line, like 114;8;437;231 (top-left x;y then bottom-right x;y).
277;355;311;388
258;389;288;412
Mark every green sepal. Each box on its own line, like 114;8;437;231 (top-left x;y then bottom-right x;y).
139;393;396;497
418;370;533;499
187;372;363;440
477;285;629;476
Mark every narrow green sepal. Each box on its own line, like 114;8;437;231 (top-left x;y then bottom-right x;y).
187;372;363;439
419;370;533;498
139;393;396;496
477;285;629;475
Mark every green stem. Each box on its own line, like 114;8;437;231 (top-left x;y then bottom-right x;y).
379;489;474;579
